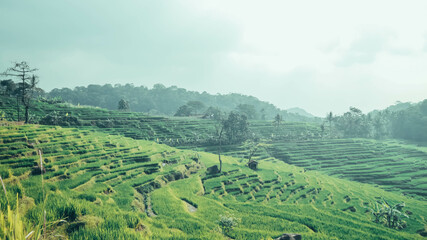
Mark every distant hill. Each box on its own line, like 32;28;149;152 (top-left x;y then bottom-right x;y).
369;101;414;115
47;84;320;122
286;107;316;118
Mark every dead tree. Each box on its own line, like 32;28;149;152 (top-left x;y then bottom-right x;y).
2;62;38;123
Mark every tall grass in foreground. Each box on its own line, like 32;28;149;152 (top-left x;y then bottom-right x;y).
0;149;51;239
0;174;41;239
0;194;30;239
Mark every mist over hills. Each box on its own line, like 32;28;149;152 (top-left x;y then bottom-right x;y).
48;83;320;122
286;107;316;118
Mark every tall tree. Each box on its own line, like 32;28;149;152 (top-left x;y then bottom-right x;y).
215;120;225;173
2;62;38;123
118;99;130;111
326;111;333;128
203;106;222;120
174;105;192;117
236;104;257;119
274;114;282;129
213;112;250;173
186;101;205;115
0;80;16;96
222;112;249;143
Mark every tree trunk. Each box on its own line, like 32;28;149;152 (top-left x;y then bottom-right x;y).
218;150;222;173
25;105;29;123
218;127;224;173
16;95;20;121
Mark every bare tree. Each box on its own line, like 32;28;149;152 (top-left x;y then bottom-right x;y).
2;62;39;123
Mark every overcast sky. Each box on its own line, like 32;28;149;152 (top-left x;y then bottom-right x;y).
1;0;426;116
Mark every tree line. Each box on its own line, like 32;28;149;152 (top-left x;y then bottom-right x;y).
327;100;427;142
47;83;317;122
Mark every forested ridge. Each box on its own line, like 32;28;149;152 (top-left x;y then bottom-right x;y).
47;83;318;121
1;78;427;142
330;100;427;142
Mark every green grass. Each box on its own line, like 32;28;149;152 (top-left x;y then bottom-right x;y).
1;123;426;239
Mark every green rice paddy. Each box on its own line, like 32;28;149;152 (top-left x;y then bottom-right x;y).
1;123;426;239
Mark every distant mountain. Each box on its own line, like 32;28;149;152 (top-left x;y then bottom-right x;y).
286;107;316;118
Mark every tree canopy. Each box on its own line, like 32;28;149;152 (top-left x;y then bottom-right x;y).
48;83;317;122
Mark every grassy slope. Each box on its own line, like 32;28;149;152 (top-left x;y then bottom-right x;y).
2;96;426;197
0;123;426;239
194;138;427;200
2;96;426;199
0;96;320;144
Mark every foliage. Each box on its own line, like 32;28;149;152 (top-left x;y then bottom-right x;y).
333;107;371;138
222;112;250;143
0;196;34;240
389;100;427;141
1;61;42;123
203;106;223;120
174;105;193;117
242;139;271;163
0;110;6;121
274;113;282;129
236;104;257;119
369;199;409;229
186;101;205;115
330;100;427;141
0;80;17;96
218;214;240;236
47;83;317;121
39;111;81;126
118;99;130;112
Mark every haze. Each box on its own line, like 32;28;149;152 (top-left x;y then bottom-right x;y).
1;0;426;116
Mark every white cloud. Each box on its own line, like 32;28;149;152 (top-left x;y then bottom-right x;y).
335;29;395;67
1;0;427;116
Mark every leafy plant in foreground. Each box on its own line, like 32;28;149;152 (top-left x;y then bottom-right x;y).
369;198;409;229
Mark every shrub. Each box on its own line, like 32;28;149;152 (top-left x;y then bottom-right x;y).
39;111;81;126
218;214;240;236
0;167;10;179
368;199;409;229
78;194;96;202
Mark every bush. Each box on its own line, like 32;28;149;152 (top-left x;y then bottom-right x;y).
218;214;240;236
39;111;81;126
123;213;140;228
78;193;96;202
0;166;10;179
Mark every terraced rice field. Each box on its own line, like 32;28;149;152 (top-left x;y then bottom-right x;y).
267;139;427;199
0;96;322;145
1;123;426;239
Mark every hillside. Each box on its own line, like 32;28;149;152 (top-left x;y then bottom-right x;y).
286;107;316;118
0;95;322;145
193;138;427;200
1;96;426;200
46;84;318;121
1;123;426;239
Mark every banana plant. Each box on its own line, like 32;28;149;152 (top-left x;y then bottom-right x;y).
368;198;409;229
